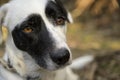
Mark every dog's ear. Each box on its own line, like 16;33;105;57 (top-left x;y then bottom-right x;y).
0;4;8;44
67;12;73;23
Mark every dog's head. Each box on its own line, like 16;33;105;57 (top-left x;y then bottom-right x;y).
0;0;73;70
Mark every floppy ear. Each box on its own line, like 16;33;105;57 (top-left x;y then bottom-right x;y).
0;4;8;44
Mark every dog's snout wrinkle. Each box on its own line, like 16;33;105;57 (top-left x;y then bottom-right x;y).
50;48;70;65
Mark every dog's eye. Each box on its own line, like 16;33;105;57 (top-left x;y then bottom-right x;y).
23;27;33;33
56;17;65;25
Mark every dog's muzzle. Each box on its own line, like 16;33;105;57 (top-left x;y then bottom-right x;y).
50;48;70;65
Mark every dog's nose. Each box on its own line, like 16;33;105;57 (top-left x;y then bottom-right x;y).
50;48;70;65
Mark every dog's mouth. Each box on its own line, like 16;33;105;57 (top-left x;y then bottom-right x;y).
36;59;71;70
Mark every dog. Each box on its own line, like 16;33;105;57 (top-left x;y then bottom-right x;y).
0;0;94;80
0;0;73;79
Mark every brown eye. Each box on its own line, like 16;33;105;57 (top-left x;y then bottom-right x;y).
23;27;33;33
56;17;65;25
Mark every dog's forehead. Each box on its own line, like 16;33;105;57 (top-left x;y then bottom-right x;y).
5;0;61;31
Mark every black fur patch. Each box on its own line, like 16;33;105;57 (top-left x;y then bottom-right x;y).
12;14;54;68
45;0;68;25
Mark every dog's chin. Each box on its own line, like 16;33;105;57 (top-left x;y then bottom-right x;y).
37;60;71;71
43;64;67;71
47;64;68;71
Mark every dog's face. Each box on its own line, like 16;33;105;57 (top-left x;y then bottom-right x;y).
0;0;72;70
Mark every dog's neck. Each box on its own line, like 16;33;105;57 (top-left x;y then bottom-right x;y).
3;48;56;80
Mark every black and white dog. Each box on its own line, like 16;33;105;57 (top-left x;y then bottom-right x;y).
0;0;93;80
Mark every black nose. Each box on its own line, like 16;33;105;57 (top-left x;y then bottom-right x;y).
50;48;70;65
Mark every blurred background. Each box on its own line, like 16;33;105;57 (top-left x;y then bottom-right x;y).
0;0;120;80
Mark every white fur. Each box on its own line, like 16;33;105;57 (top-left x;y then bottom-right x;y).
0;64;23;80
67;12;73;23
69;55;94;69
4;0;48;31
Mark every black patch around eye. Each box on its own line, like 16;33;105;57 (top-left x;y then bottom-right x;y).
12;14;55;68
45;0;68;23
12;14;53;51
